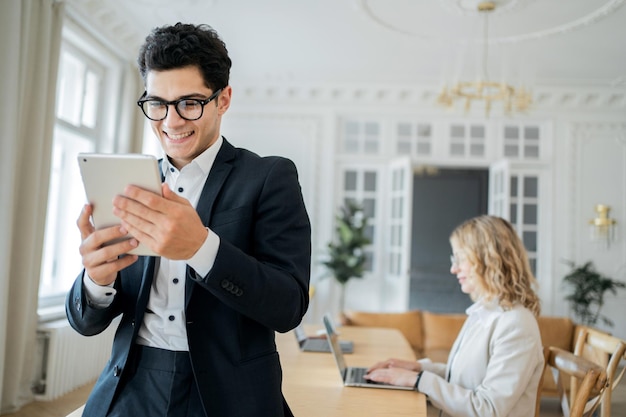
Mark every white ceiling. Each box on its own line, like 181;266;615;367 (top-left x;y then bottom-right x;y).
68;0;626;89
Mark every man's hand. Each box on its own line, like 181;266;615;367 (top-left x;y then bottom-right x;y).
77;204;139;286
112;183;208;260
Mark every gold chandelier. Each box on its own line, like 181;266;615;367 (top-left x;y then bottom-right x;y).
437;1;532;116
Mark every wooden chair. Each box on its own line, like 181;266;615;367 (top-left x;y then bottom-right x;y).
535;346;550;417
543;346;608;417
572;326;626;417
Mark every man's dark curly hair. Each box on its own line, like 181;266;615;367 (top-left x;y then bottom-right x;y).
137;22;231;92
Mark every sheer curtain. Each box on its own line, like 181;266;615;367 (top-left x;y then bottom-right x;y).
0;0;64;413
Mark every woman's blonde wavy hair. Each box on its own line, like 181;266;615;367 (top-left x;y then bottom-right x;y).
450;215;541;316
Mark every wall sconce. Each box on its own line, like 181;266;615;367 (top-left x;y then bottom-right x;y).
589;204;617;248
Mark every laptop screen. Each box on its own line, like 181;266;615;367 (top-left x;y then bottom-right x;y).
323;314;348;378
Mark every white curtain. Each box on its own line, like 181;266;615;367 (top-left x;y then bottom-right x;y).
0;0;64;413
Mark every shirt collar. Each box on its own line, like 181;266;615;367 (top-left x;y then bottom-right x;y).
466;297;504;324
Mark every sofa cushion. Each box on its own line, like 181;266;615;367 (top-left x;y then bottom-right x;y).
342;310;424;357
421;311;466;362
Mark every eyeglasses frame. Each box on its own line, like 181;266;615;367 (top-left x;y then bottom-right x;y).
136;88;223;121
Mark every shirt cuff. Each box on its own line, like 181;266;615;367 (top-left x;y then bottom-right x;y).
187;227;219;277
82;272;116;308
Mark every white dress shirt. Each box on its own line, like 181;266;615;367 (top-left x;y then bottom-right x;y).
83;137;223;351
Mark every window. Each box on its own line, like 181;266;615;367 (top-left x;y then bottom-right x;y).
509;174;539;275
342;121;381;154
396;122;432;156
503;124;541;159
39;24;126;310
449;123;486;158
341;169;378;271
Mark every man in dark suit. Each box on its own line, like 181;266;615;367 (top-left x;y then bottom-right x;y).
66;23;311;417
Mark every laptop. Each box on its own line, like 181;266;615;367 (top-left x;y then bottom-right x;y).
322;314;413;390
294;323;354;353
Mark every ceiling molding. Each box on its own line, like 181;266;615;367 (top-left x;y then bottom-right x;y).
355;0;626;45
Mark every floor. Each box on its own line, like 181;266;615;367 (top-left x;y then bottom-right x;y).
2;382;93;417
3;377;625;417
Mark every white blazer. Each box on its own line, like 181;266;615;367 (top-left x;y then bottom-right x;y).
418;300;544;417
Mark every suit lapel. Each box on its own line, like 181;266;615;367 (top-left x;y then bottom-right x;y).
136;256;158;327
185;138;236;306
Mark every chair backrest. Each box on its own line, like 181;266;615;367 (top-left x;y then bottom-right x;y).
572;326;626;417
535;346;550;417
545;346;608;417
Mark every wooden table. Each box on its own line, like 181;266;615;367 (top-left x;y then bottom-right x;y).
67;326;426;417
277;325;427;417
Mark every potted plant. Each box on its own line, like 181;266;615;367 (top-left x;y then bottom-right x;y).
322;201;371;314
562;260;626;327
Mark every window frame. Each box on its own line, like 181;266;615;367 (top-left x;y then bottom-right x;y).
38;19;128;317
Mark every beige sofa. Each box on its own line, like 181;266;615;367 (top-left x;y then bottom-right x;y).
342;310;577;397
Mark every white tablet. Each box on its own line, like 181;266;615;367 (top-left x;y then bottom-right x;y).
77;153;162;256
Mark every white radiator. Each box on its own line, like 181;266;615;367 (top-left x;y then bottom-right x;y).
34;318;117;400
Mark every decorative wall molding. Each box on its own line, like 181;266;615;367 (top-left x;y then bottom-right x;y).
230;84;626;112
569;121;626;264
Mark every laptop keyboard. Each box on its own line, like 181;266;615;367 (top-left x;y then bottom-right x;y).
351;367;368;382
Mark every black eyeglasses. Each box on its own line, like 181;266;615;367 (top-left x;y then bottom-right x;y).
137;88;223;121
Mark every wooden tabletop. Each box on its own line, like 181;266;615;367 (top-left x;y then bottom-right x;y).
277;325;427;417
67;325;426;417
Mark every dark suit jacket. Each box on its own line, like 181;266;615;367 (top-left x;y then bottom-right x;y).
66;139;311;416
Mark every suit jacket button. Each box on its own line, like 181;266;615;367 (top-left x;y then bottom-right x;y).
113;366;121;377
221;279;229;289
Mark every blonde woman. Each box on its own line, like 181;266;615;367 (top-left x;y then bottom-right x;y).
365;215;544;417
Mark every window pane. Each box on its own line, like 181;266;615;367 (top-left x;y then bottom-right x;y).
364;172;377;192
56;51;85;125
417;143;431;155
362;198;376;218
504;126;519;139
524;177;538;198
470;144;484;156
524;145;539;158
397;140;411;154
523;204;537;225
524;126;539;140
450;143;464;155
470;125;484;138
451;125;465;138
510;176;518;197
344;171;357;191
417;124;431;137
81;70;100;128
39;129;94;297
504;144;518;157
523;231;537;252
364;139;379;154
364;122;379;137
510;203;517;223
